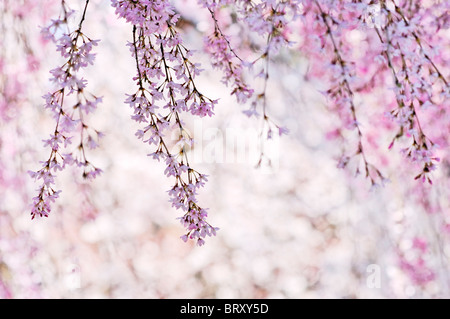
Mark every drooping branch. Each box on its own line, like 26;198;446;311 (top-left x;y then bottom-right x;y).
29;0;102;219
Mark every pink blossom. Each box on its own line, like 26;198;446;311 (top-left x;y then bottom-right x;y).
30;0;102;220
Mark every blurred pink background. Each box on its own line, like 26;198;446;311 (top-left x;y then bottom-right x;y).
1;0;449;298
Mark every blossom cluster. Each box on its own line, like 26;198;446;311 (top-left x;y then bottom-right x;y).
376;0;447;184
289;0;449;187
111;0;219;245
200;0;293;165
29;0;102;219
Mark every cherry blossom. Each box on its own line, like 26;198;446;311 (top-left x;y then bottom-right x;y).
29;0;102;219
